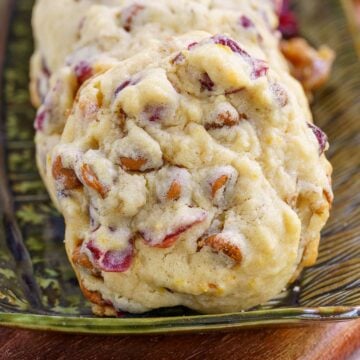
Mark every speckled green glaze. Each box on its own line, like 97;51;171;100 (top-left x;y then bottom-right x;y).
0;0;359;333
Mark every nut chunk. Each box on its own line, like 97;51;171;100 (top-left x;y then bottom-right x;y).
206;166;238;207
81;163;109;198
155;167;192;204
281;38;335;93
198;234;243;265
112;121;163;172
52;155;82;190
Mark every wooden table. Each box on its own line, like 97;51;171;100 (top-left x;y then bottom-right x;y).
0;321;359;360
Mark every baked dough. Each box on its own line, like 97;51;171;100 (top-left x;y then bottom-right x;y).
31;0;333;314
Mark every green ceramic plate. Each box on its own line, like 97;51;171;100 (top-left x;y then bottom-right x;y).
0;0;359;334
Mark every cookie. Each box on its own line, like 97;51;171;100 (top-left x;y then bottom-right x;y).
46;31;332;314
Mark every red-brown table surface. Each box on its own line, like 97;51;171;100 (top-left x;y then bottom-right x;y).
0;321;359;360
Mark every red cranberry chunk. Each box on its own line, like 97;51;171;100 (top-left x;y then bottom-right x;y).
122;4;144;32
140;209;207;248
278;0;299;39
171;52;185;65
187;42;199;50
279;12;298;39
211;35;248;58
308;123;328;155
252;59;269;79
41;57;51;77
210;35;268;79
86;240;102;261
153;219;205;249
115;77;140;96
102;246;133;272
86;241;133;272
115;79;132;96
74;61;93;86
239;15;254;29
143;105;166;122
200;73;215;92
34;108;49;131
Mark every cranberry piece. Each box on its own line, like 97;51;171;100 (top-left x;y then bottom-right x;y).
115;79;132;96
140;211;207;248
187;42;199;50
86;241;102;261
211;35;248;57
115;77;140;96
74;61;93;86
34;108;49;131
143;105;166;122
86;241;133;272
278;0;299;39
156;215;206;248
279;12;298;39
200;73;215;91
308;123;328;155
252;59;269;79
102;246;133;272
122;4;144;32
239;15;254;29
41;57;51;78
171;52;185;65
148;108;162;122
211;35;268;80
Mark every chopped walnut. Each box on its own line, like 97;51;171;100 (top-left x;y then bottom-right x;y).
198;234;243;264
81;163;109;198
166;181;182;201
72;246;93;270
281;38;335;94
52;156;82;190
80;282;108;306
211;175;229;198
206;166;238;207
205;102;245;130
119;156;147;171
